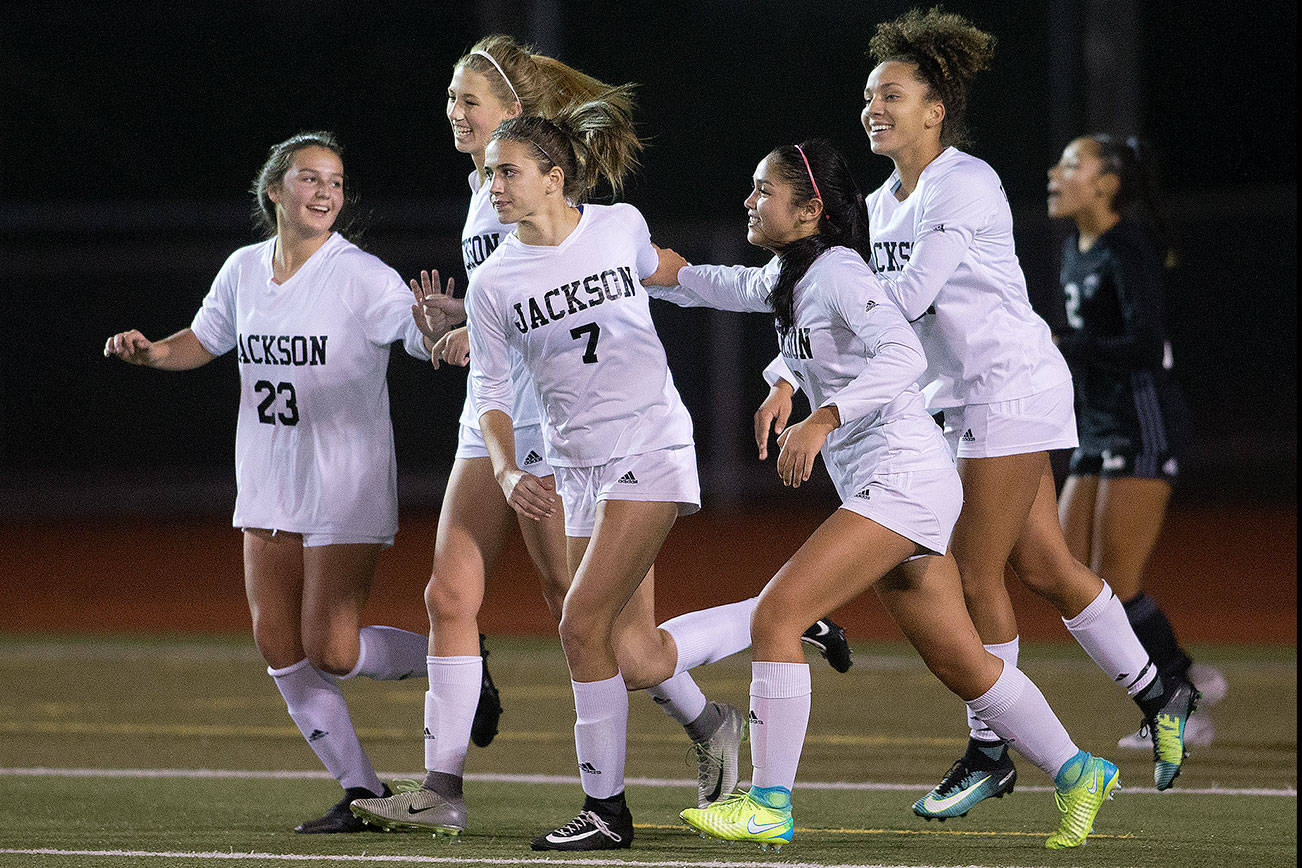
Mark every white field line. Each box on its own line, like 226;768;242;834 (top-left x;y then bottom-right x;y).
0;849;1053;868
0;767;1294;797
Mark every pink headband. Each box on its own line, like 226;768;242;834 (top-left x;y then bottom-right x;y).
794;144;822;201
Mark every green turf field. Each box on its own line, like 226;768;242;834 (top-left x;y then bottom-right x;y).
0;635;1294;867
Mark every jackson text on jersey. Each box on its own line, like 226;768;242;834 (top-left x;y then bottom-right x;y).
780;326;814;360
236;333;328;366
511;266;638;334
463;232;501;274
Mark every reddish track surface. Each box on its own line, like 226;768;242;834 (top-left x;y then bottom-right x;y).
4;503;1294;644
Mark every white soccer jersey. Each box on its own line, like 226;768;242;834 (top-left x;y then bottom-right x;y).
190;232;427;537
466;203;694;467
653;247;955;493
866;147;1070;409
457;169;542;430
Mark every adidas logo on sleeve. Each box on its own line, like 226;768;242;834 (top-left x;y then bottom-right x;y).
616;472;638;485
960;429;976;443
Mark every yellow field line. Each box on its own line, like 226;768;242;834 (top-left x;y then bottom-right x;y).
0;719;961;747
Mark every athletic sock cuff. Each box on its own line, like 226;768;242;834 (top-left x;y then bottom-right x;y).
983;636;1020;663
1062;582;1114;630
967;663;1027;719
267;657;313;678
572;673;627;720
426;654;481;682
750;661;811;699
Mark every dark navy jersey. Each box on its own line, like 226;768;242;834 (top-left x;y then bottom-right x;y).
1057;218;1190;453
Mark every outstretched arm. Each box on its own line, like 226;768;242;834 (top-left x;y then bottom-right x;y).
103;328;216;371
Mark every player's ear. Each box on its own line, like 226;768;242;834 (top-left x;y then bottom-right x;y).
1096;170;1120;202
546;165;565;194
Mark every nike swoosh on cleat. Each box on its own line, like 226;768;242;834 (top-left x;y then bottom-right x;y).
1088;772;1099;795
407;805;443;815
704;776;723;804
810;622;830;637
921;775;991;812
546;828;602;843
746;817;790;834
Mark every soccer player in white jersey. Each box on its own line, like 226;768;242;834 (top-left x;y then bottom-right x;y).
646;139;1120;851
104;132;448;833
348;38;845;841
761;8;1198;816
454;95;768;852
352;36;852;840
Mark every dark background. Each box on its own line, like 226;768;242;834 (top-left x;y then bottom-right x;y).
1;0;1295;515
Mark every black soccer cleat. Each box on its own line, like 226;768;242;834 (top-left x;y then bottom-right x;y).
530;804;634;851
470;633;503;748
295;783;391;834
801;618;853;672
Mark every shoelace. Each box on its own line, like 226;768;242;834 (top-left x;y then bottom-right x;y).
556;810;620;842
934;759;971;796
712;791;754;821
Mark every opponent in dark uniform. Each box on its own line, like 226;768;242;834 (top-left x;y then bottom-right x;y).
1048;134;1221;750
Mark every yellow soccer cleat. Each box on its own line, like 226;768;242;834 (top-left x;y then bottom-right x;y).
681;788;794;851
1045;754;1120;849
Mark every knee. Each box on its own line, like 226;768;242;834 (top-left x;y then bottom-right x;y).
303;631;358;677
1014;546;1090;602
750;594;802;650
558;604;612;662
613;629;670;690
424;572;483;627
251;617;302;670
923;646;1000;701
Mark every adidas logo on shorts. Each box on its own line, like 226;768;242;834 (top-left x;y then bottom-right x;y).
617;472;638;484
307;729;329;742
578;762;602;775
854;487;872;499
523;450;543;466
961;428;975;443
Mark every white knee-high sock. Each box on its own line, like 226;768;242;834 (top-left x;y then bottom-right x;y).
966;662;1079;779
1064;582;1158;696
269;658;382;794
645;671;708;726
661;597;758;675
572;673;628;799
341;625;428;681
749;661;811;791
424;655;481;776
967;637;1019;742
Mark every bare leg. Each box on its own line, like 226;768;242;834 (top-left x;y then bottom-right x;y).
425;457;515;657
560;500;679;682
244;528;306;669
1008;459;1104;618
301;542;381;675
1090;476;1173;601
950;452;1045;643
1058;473;1099;566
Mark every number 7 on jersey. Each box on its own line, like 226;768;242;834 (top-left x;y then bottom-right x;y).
570;323;600;364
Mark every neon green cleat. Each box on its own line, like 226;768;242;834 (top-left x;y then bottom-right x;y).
1045;754;1120;849
1149;679;1200;790
680;789;794;851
